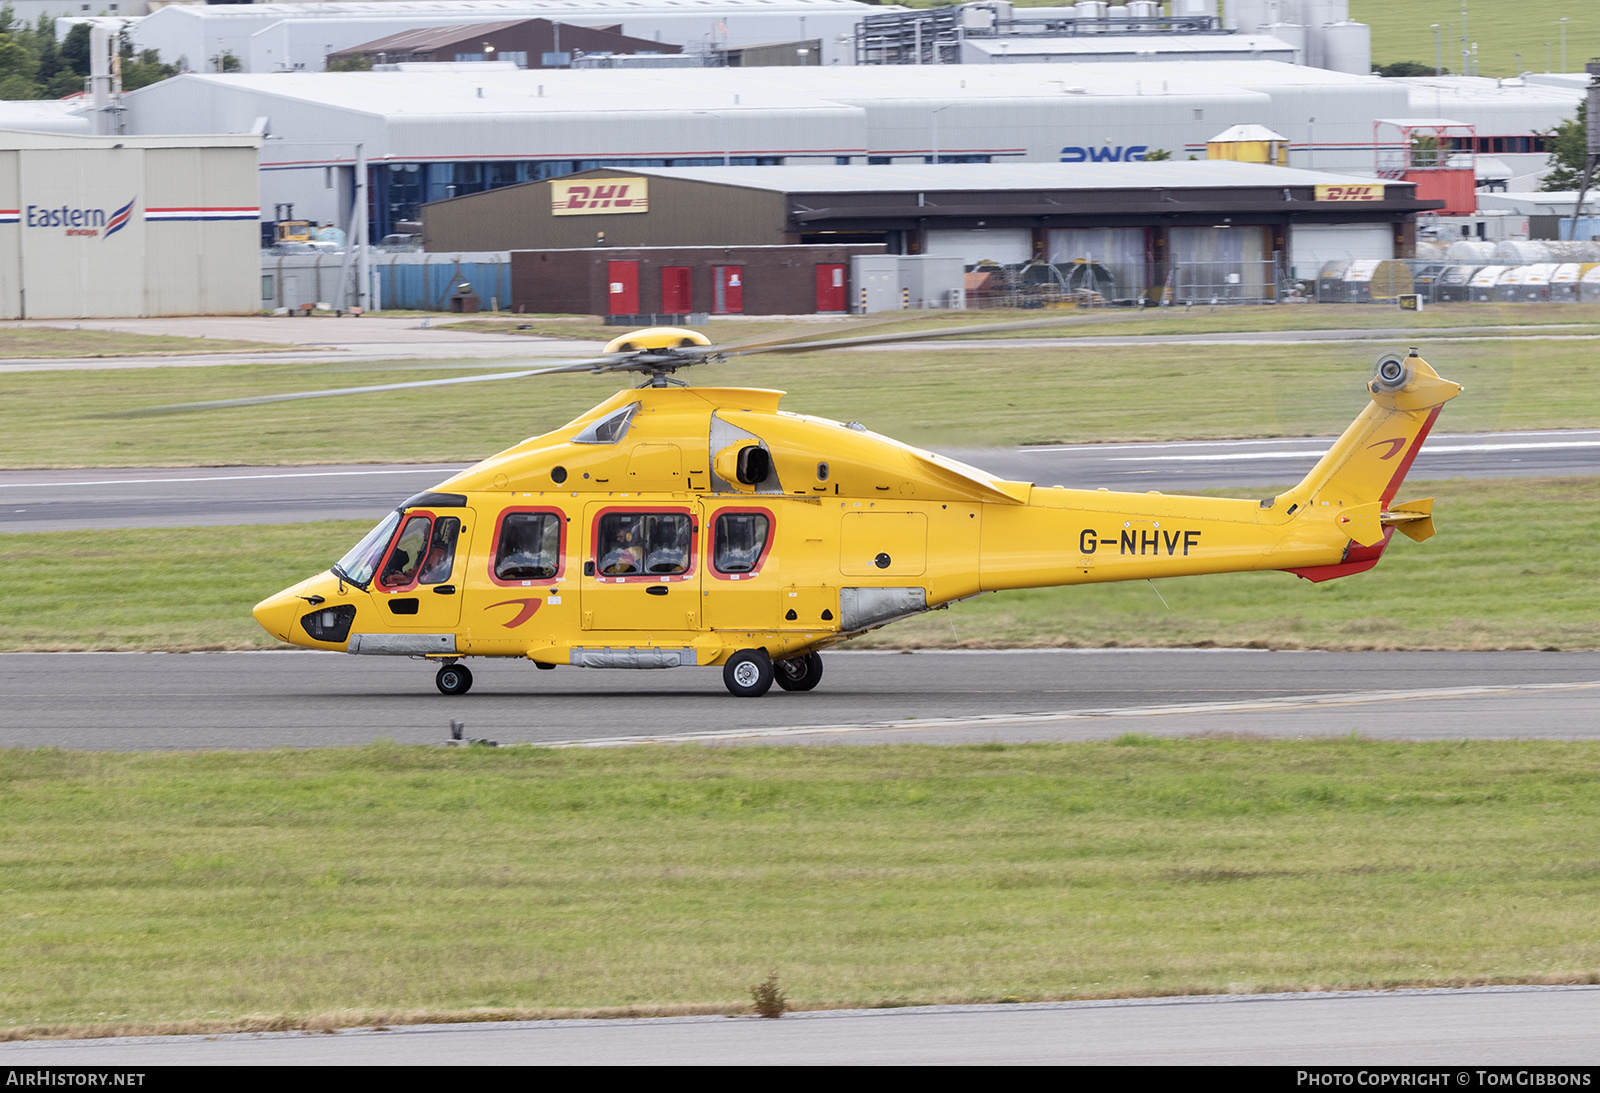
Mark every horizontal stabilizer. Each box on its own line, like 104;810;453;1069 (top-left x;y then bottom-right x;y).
1384;497;1436;543
1335;501;1385;547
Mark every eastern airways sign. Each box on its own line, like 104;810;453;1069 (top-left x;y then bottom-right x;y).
17;197;136;238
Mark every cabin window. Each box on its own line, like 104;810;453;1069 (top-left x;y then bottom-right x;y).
378;515;432;589
495;511;562;581
417;517;461;584
713;512;770;574
572;403;639;445
334;510;401;587
596;512;691;576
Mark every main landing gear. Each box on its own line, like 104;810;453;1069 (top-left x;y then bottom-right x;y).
723;650;824;697
774;652;824;692
436;662;473;696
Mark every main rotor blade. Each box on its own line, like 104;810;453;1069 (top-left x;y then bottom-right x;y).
119;356;629;415
710;314;1096;358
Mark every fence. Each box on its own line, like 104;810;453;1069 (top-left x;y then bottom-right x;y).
262;251;513;311
963;258;1287;309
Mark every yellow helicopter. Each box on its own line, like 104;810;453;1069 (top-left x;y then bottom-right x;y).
223;321;1459;697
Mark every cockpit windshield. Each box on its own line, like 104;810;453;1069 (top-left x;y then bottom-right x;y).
333;510;401;587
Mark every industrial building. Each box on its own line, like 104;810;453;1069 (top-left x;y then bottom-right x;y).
0;130;261;319
422;161;1438;305
325;18;682;69
117;58;1576;245
106;0;875;72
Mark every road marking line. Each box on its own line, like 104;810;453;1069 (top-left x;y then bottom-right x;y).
1109;441;1600;463
535;680;1600;747
0;467;469;489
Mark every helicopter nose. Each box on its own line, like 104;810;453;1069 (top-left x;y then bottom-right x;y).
252;589;301;644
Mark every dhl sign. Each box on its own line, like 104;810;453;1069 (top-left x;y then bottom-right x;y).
551;177;649;216
1315;183;1385;202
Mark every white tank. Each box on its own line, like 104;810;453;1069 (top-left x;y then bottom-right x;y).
1413;241;1448;261
1492;239;1552;264
1075;0;1108;31
1108;5;1130;29
1446;240;1496;263
1263;22;1306;64
1226;0;1268;33
1320;20;1370;74
1298;0;1343;68
1171;0;1218;18
1543;240;1600;262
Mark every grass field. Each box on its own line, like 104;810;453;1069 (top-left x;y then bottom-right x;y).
0;327;281;360
2;333;1592;467
904;0;1600;81
5;477;1595;653
3;739;1599;1037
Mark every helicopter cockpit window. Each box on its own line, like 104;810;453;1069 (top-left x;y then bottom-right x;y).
333;510;401;588
378;514;432;589
495;512;561;581
572;403;640;445
713;512;769;574
416;517;461;584
596;512;691;577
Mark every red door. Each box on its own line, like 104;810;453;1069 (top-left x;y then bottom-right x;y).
607;260;639;316
660;266;692;314
815;263;847;312
713;266;744;314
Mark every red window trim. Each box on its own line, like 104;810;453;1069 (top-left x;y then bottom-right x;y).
708;505;775;580
488;506;567;588
374;509;437;594
588;504;699;583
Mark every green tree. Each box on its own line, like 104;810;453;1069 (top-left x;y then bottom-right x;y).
209;50;240;73
119;41;176;92
326;53;372;72
1540;101;1589;191
59;21;90;78
1141;148;1173;161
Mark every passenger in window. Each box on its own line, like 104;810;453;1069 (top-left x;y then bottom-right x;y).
417;517;460;584
599;518;644;575
381;516;430;587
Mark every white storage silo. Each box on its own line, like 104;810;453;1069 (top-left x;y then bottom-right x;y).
1263;22;1306;64
1109;5;1130;29
1298;0;1342;68
1226;0;1269;33
1172;0;1218;15
1127;0;1160;29
1320;19;1370;74
1493;240;1551;264
1075;1;1108;31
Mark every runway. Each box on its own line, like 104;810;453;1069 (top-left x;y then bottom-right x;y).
3;649;1596;750
5;985;1598;1065
4;429;1594;532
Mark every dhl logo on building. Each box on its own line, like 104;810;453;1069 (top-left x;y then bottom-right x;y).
551;178;650;216
1315;184;1386;202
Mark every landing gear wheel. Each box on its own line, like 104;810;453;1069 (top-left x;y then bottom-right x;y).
436;663;473;696
722;648;774;697
774;652;824;692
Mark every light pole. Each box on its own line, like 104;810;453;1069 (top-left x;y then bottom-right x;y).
1431;24;1442;77
1514;52;1521;76
1546;42;1552;72
1560;17;1568;72
930;103;954;164
1307;116;1314;168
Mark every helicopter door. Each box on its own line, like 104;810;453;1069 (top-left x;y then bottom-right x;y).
370;508;467;630
580;504;702;633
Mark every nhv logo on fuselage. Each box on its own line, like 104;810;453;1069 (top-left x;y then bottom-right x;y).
26;197;136;239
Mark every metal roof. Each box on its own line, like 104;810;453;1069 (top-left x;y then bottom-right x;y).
149;0;876;18
594;161;1415;193
337;20;536;55
1209;124;1288;142
962;34;1298;58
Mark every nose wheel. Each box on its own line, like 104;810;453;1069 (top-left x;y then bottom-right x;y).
436;663;473;696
